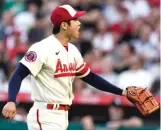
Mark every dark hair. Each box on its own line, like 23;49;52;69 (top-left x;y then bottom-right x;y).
52;25;61;34
35;11;44;20
122;42;136;54
128;44;135;54
52;20;71;34
26;0;42;10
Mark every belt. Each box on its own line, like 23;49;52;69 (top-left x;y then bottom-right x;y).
47;104;70;111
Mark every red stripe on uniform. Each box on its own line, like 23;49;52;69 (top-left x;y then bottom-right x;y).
76;65;89;76
76;63;85;71
54;73;76;78
36;109;42;130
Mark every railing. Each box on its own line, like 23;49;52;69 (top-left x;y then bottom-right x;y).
0;92;160;106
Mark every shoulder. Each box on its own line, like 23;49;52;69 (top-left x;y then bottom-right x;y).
28;42;47;62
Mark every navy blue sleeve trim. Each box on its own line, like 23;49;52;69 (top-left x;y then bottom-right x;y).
8;63;31;102
81;71;123;95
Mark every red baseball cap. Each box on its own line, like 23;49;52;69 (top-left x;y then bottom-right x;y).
50;5;86;26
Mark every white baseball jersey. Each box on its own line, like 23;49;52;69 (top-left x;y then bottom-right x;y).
20;35;90;105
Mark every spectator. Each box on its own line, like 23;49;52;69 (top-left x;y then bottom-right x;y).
81;115;95;130
8;31;27;67
130;17;144;40
14;0;40;33
0;11;24;50
92;18;114;54
79;98;143;130
84;49;103;74
73;0;101;30
113;42;136;73
123;0;150;20
27;12;46;46
0;44;10;83
100;56;118;85
131;24;159;68
117;55;153;89
106;99;143;130
102;0;122;24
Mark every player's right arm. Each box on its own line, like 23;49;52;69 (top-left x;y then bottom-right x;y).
2;43;45;120
2;63;30;120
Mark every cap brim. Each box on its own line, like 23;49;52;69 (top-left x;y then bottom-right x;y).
74;11;86;18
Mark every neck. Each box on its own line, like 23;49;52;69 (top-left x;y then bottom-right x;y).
54;33;70;46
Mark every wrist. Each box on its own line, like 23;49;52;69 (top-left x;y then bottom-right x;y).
6;101;16;107
7;101;16;104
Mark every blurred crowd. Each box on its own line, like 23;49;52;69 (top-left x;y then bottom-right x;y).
80;99;143;130
0;0;160;96
0;0;160;130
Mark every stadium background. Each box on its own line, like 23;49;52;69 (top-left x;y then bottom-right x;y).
0;0;160;130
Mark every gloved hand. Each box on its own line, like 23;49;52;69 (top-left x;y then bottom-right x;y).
126;86;160;116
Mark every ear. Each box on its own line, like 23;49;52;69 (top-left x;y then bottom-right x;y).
61;22;68;30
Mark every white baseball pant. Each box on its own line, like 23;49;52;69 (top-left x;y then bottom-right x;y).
27;102;69;130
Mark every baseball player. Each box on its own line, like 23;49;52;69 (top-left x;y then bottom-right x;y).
2;4;158;130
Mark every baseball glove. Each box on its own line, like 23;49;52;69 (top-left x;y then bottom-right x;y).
126;86;160;116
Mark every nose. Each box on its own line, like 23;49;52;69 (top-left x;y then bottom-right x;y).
77;20;81;26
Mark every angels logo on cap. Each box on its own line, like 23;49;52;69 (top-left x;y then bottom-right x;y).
25;51;37;62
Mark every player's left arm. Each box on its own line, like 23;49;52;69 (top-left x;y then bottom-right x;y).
81;72;159;115
81;71;126;96
75;48;159;115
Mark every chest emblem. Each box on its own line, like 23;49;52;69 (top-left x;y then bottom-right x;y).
54;59;76;78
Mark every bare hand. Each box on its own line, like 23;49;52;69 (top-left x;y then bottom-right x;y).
2;102;16;120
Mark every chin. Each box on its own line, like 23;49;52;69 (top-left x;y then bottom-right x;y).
73;34;80;39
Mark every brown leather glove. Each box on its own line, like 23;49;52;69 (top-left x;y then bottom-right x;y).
126;86;160;116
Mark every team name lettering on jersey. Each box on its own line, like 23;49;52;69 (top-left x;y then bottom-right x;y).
54;59;76;78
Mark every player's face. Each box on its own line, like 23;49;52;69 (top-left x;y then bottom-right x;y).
67;18;81;39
